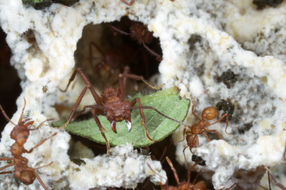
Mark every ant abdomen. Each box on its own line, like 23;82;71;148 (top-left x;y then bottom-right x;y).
14;169;36;185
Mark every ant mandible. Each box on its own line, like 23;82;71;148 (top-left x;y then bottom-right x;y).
61;66;177;151
184;100;230;153
0;99;57;190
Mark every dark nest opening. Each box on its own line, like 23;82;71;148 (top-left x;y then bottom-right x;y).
74;16;162;90
0;28;22;135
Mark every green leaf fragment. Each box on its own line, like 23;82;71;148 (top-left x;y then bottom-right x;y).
53;87;190;147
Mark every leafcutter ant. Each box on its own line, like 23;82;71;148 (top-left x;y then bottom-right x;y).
183;100;230;153
0;99;57;190
61;66;179;152
110;20;162;61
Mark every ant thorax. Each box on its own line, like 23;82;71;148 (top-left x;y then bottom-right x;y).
101;87;121;103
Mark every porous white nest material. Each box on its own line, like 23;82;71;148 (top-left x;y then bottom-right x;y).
69;144;166;189
1;0;286;189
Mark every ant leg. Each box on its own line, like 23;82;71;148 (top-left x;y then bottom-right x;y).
26;132;57;153
166;157;180;186
159;138;172;162
201;132;211;142
0;158;13;161
224;183;238;190
0;163;14;171
209;113;230;134
29;119;54;131
118;66;130;100
36;161;54;169
62;68;103;128
0;105;16;126
90;110;110;152
109;25;130;35
131;98;153;141
18;98;27;124
268;169;272;190
34;171;49;190
265;167;286;190
142;42;162;61
191;100;201;120
132;105;183;125
206;129;223;139
71;105;103;121
188;135;199;153
60;68;102;104
119;66;164;94
0;171;13;175
120;0;135;5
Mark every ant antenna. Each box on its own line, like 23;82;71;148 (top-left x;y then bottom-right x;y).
18;98;27;124
0;105;17;126
142;43;162;61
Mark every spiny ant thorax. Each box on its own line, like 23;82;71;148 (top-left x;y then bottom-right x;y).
11;143;27;157
101;88;121;103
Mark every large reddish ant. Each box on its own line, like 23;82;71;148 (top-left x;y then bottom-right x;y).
183;101;229;153
61;66;179;151
0;99;57;190
110;21;162;61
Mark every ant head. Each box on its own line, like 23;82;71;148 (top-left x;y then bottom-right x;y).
10;127;30;145
201;107;218;120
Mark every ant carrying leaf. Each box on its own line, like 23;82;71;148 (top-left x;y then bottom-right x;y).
53;87;190;148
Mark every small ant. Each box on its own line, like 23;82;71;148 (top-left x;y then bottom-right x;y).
110;21;162;61
0;99;57;190
183;100;229;153
61;66;177;151
160;156;208;190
